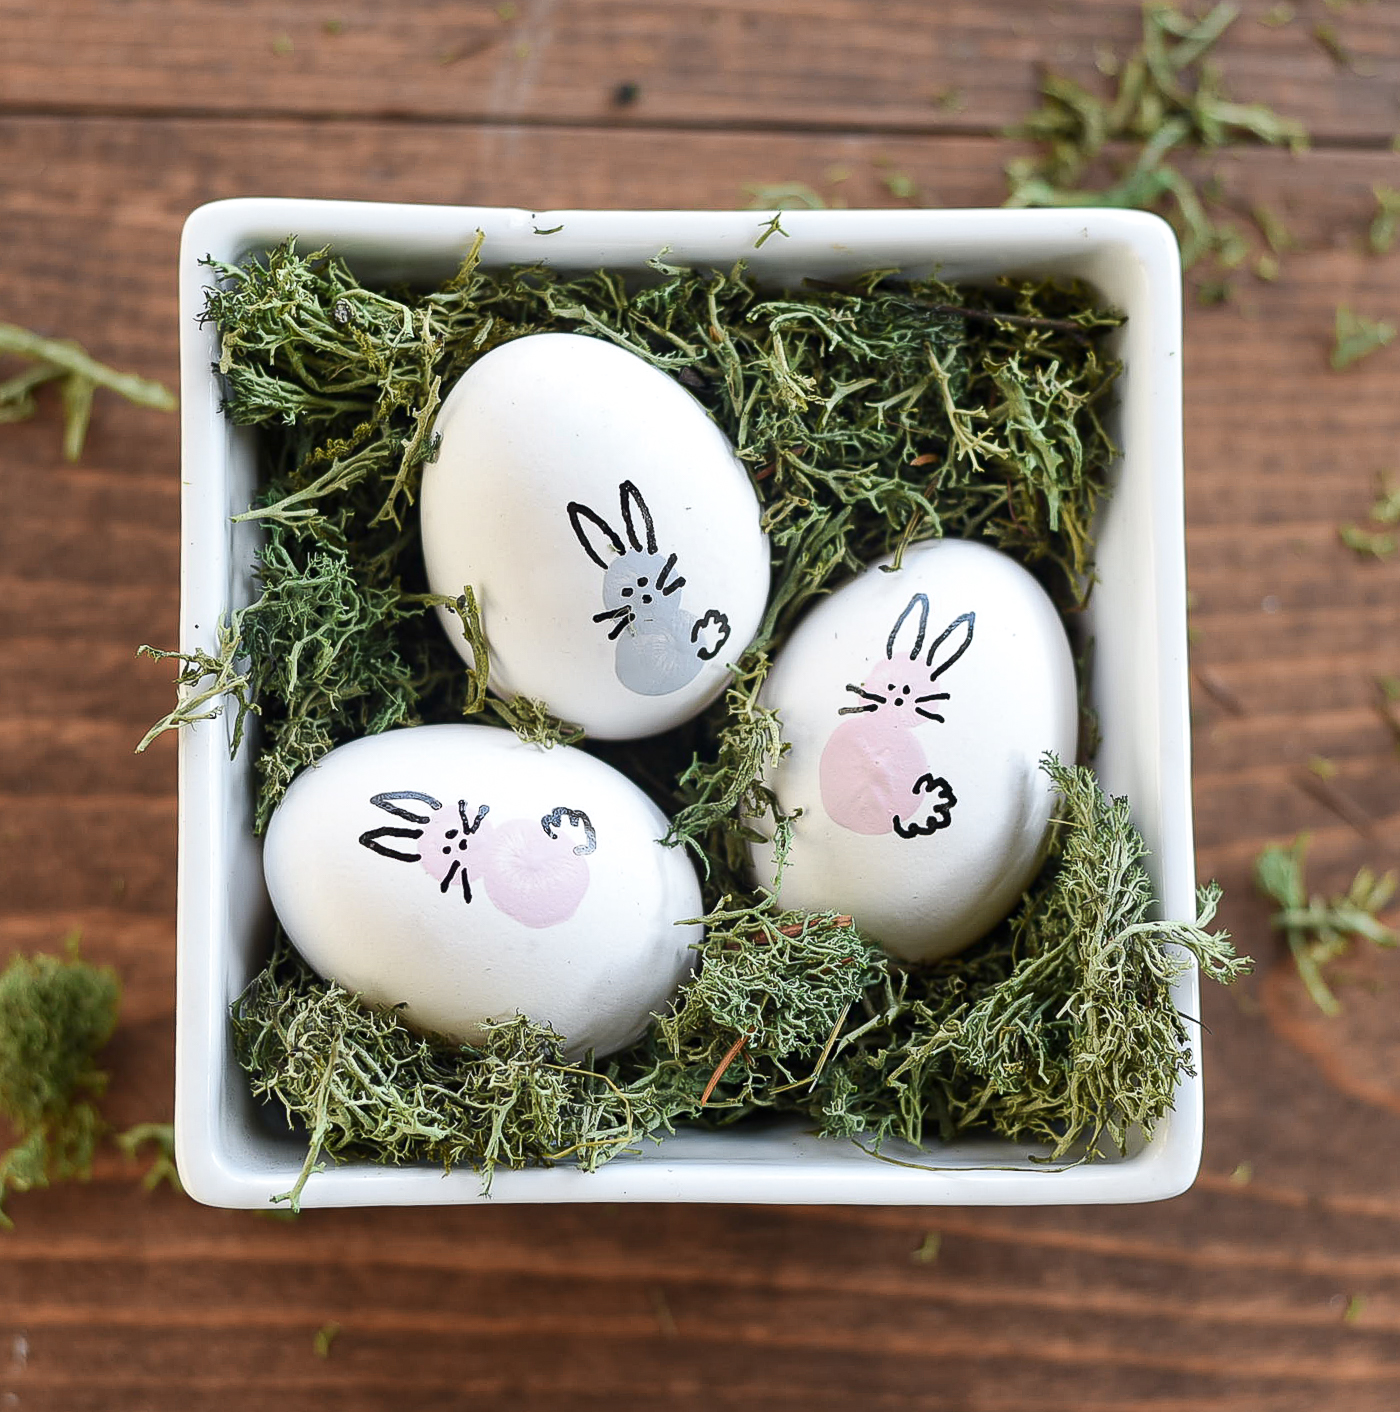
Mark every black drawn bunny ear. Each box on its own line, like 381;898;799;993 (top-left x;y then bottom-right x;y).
926;611;976;681
886;593;930;661
358;791;443;862
567;499;626;569
618;480;658;555
369;790;442;823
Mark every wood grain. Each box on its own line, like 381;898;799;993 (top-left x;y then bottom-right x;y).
2;0;1400;144
4;2;1400;1404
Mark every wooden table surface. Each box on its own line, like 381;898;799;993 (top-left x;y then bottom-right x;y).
4;2;1400;1407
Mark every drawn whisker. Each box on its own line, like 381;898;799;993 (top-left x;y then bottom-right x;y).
657;553;686;596
593;606;630;623
607;614;632;641
914;707;946;722
440;858;460;894
844;684;888;704
838;702;880;715
915;692;950;704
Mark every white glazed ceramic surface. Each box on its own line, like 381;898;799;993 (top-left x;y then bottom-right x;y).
753;539;1078;962
422;332;770;739
263;724;701;1060
176;201;1193;1208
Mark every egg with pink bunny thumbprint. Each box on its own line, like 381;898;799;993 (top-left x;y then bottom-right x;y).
750;538;1078;963
262;724;703;1060
420;332;770;741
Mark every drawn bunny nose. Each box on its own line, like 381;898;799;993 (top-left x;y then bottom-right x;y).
641;593;652;604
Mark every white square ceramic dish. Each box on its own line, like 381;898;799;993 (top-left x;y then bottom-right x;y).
174;199;1193;1208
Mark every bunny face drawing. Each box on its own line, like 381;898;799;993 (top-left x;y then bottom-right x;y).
567;479;732;697
818;594;975;839
358;790;597;929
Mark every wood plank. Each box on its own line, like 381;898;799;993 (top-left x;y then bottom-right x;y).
5;110;1400;1412
2;0;1399;145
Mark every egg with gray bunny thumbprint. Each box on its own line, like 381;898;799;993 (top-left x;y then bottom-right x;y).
750;538;1078;964
262;724;703;1061
420;333;770;740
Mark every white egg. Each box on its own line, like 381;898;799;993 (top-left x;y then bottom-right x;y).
749;539;1078;963
421;333;770;740
263;724;702;1058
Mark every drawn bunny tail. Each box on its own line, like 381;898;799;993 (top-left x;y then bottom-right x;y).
478;817;591;929
616;626;704;695
691;609;731;662
819;728;924;835
892;774;958;839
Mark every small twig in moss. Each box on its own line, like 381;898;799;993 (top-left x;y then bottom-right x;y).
701;1030;754;1107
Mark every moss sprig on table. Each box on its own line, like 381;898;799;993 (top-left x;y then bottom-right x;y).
0;322;176;461
1006;1;1307;279
0;938;120;1227
1254;834;1397;1015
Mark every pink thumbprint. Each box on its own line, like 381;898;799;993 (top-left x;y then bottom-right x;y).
478;817;590;929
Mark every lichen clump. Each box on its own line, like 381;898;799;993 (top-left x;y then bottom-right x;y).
0;939;121;1227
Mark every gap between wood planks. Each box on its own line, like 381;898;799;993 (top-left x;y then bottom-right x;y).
0;1301;1396;1383
0;99;1397;152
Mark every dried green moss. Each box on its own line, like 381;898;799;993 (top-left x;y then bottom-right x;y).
233;760;1244;1203
142;234;1244;1198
